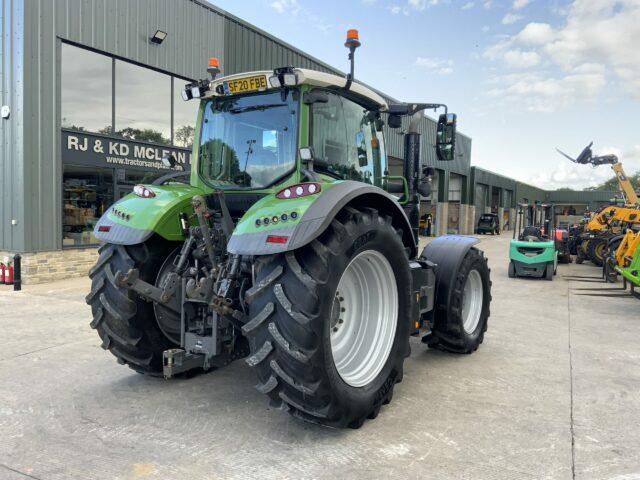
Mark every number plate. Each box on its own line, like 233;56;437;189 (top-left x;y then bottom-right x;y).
223;75;268;95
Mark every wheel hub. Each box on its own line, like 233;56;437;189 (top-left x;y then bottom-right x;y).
461;269;483;334
330;250;398;388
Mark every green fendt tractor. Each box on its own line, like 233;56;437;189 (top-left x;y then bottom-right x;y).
86;31;492;428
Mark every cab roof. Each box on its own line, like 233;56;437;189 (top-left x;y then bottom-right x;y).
207;68;389;110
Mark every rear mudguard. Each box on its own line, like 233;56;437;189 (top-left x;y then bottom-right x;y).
420;235;480;311
93;184;203;244
227;180;417;258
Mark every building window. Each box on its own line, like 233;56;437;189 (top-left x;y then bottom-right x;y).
63;166;113;247
449;173;463;202
61;43;112;133
115;60;171;145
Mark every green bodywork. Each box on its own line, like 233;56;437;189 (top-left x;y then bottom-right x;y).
107;184;204;241
616;248;640;287
509;239;557;264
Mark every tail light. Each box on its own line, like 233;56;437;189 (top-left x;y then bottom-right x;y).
276;182;321;199
133;185;156;198
266;235;289;244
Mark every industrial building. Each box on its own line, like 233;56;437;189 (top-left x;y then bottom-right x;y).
0;0;621;283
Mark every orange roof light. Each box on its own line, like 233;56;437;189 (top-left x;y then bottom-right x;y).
207;57;221;79
345;29;361;48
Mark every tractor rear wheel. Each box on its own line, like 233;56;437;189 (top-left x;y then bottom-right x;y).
243;206;411;428
85;241;178;375
587;236;608;267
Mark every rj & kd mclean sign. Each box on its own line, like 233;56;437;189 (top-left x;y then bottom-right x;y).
62;130;191;171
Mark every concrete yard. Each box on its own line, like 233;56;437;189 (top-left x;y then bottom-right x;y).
0;233;638;480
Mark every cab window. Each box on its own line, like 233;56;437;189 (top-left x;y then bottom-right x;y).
311;92;386;185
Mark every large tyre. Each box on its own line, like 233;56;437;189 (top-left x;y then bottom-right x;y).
427;248;491;353
576;240;587;264
603;237;622;283
243;207;411;428
587;236;608;267
86;241;177;375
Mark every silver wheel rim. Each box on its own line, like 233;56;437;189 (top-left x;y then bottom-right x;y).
330;250;398;388
461;269;483;334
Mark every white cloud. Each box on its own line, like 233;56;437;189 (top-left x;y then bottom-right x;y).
512;0;530;10
486;63;606;112
531;145;640;189
482;25;490;32
389;0;441;15
462;1;475;10
502;13;523;24
515;22;555;45
269;0;299;14
503;49;540;68
415;56;454;74
483;0;640;111
270;0;332;33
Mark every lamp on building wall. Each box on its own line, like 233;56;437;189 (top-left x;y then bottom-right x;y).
149;30;168;44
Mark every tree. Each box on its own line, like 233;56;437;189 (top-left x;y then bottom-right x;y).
116;127;170;145
585;171;640;191
174;125;195;148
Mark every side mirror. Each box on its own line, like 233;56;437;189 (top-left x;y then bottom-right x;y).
303;89;329;104
387;114;402;129
436;113;456;161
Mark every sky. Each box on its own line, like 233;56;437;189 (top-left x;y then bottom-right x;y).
210;0;640;190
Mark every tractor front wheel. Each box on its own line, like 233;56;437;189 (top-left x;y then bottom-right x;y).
426;247;491;353
243;207;411;428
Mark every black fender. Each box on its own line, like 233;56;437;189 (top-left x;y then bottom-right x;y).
420;235;480;311
227;181;417;258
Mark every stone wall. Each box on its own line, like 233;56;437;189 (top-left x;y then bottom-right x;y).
0;248;99;285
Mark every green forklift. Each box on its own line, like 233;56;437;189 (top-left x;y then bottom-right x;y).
508;203;558;280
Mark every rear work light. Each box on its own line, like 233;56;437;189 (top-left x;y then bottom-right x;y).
133;185;156;198
276;182;321;199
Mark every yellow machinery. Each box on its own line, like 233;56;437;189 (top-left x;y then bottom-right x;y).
603;228;640;283
557;142;640;265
